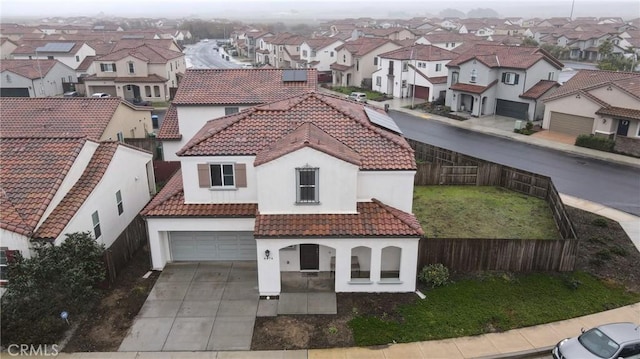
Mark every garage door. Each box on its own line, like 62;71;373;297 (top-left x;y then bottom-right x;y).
414;86;430;100
1;88;30;97
496;99;529;120
169;231;256;261
549;112;594;137
90;86;117;97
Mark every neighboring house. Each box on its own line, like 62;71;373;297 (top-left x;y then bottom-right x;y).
372;44;457;101
143;91;423;296
82;44;185;101
542;70;640;142
537;18;572;28
157;68;318;161
246;30;273;64
264;33;304;69
414;32;474;51
353;27;416;41
0;59;77;97
0;97;154;140
446;44;563;121
0;99;156;261
1;38;18;59
172;30;192;43
11;41;97;70
331;37;402;88
299;38;344;71
560;31;621;61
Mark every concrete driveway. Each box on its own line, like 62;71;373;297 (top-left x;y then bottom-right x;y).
119;261;258;352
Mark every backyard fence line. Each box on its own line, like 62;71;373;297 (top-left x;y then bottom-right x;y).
102;215;148;286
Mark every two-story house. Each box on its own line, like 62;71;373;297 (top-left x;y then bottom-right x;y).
264;33;304;69
142;91;423;297
446;44;563;121
82;44;185;101
352;27;416;41
1;59;77;97
331;37;402;87
0;97;155;260
299;38;344;72
157;68;318;161
372;44;457;101
11;41;97;70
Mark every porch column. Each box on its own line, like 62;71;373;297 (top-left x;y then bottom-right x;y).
334;248;350;292
369;247;382;283
256;240;281;296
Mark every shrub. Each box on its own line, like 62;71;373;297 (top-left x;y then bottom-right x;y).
575;135;615;152
595;249;612;260
610;245;629;257
562;275;582;290
1;232;105;346
591;218;609;227
418;264;450;288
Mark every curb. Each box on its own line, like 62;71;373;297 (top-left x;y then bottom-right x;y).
475;346;554;359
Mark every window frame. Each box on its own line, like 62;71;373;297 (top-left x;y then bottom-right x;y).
452;71;459;84
376;76;381;86
0;247;8;283
296;167;319;204
435;63;442;71
470;69;477;83
128;62;135;74
209;163;236;188
402;61;409;72
115;190;124;215
502;72;519;85
92;211;102;239
225;107;239;115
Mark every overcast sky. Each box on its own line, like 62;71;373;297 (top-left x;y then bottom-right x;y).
1;0;639;20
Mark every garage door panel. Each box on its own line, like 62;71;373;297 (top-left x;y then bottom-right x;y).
549;112;594;137
496;99;529;120
1;88;30;97
170;231;255;261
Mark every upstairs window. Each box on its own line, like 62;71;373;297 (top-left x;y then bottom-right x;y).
100;63;116;72
115;190;124;215
402;61;409;72
470;69;477;83
452;71;459;84
225;107;239;115
128;62;135;74
92;211;101;239
197;163;246;189
211;164;235;187
435;63;442;71
302;50;308;57
0;248;8;283
374;57;378;66
296;167;319;204
502;72;520;85
548;72;554;80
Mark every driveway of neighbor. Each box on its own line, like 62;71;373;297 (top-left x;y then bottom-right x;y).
119;261;258;352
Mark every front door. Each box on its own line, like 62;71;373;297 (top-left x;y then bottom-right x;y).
299;244;319;270
617;119;630;136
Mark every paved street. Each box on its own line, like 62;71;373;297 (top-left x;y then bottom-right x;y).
184;40;244;69
388;110;640;216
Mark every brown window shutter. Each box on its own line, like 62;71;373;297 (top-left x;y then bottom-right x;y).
197;164;210;188
235;163;247;188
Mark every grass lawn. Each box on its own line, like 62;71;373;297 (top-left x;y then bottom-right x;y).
349;271;640;346
327;86;389;101
413;186;561;239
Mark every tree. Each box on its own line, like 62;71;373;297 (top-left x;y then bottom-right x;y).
439;8;465;18
1;233;105;345
540;43;568;60
598;39;614;59
522;37;539;47
597;55;636;72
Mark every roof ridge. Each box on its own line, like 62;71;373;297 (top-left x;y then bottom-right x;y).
370;198;424;235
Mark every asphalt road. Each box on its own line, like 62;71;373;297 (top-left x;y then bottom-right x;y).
183;40;243;69
388;110;640;216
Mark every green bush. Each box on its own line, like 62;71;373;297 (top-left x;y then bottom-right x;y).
591;218;609;227
1;232;105;346
595;249;612;260
610;245;629;257
418;264;450;288
575;135;615;152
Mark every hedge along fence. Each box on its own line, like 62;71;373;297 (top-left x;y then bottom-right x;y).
408;139;578;272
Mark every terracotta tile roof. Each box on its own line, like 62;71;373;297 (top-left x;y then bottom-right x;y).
428;76;448;84
110;39;179;52
359;27;414;37
76;55;96;71
171;68;317;106
0;59;60;79
420;32;475;44
141;170;258;217
254;199;423;238
11;40;86;55
335;37;397;57
0;97;122;139
33;142;119;240
0;138;86;236
450;80;498;94
544;69;640;102
596;106;640;121
156;104;181;140
254;122;361;167
447;44;563;70
97;44;183;63
303;37;341;50
378;44;457;61
178;92;415;171
330;63;353;71
520;80;559;100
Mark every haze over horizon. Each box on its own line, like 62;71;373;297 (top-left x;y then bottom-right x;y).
1;0;639;21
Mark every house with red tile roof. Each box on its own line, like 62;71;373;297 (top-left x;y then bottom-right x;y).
372;44;457;101
299;37;344;72
143;91;422;296
81;43;185;101
157;68;318;161
445;44;563;121
542;70;640;146
0;59;77;97
1;38;18;59
10;40;97;70
331;37;402;87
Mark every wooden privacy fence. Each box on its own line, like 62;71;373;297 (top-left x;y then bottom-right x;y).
408;139;578;272
103;215;148;285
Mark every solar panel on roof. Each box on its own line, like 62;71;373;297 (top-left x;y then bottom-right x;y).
122;35;144;39
364;107;402;134
35;42;74;53
282;69;307;82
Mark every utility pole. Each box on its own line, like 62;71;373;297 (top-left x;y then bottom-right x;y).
569;0;575;20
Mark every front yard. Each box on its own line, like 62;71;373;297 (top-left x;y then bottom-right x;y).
413;186;561;239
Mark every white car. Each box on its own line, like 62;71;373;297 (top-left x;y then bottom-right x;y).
91;93;111;98
348;92;368;103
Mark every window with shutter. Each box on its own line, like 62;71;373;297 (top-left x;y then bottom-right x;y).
198;163;247;189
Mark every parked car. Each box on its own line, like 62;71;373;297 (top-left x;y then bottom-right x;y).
126;97;152;107
91;93;111;98
552;322;640;359
63;91;79;97
348;92;368;103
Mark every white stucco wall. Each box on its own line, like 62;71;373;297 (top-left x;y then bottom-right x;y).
256;147;359;214
256;237;419;295
182;155;258;203
0;229;32;259
146;217;256;269
52;145;153;249
357;171;415;213
588;87;640;110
